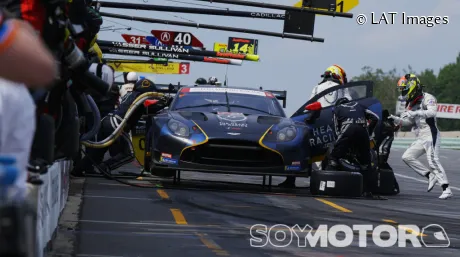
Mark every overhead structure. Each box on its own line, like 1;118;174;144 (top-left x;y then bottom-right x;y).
99;12;325;42
95;1;286;20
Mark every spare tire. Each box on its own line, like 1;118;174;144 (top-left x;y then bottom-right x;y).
373;168;399;195
310;169;363;197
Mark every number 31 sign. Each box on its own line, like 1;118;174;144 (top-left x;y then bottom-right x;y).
227;37;258;55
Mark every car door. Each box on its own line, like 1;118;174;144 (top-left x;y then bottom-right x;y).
291;81;377;162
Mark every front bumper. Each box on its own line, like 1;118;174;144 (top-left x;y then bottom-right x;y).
152;133;309;177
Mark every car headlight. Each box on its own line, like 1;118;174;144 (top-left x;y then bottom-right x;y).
277;126;297;142
168;119;190;137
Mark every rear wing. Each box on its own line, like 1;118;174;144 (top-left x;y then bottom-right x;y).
114;82;185;94
266;90;287;108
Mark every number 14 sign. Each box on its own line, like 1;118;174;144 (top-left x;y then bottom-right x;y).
227;37;258;55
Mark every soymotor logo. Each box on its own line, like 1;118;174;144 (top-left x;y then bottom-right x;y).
250;224;450;248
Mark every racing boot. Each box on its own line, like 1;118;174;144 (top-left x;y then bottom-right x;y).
439;187;453;199
427;172;437;192
325;158;340;170
278;177;296;188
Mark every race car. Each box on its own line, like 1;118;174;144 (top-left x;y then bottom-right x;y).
136;85;313;178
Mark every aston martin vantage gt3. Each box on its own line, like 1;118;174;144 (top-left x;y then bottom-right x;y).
142;85;312;177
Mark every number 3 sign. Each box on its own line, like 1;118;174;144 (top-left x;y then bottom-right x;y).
179;63;190;74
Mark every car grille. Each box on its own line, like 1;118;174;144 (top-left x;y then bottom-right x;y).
180;139;283;167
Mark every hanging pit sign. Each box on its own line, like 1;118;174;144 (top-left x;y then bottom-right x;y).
121;34;150;44
151;30;204;48
228;37;258;55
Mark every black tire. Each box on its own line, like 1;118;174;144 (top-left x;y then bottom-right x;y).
310;169;363;197
373;168;399;195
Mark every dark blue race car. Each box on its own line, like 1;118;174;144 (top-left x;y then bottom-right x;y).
136;81;383;180
141;85;312;178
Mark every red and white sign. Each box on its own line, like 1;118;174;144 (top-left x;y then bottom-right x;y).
396;100;460;119
121;34;150;44
179;62;190;74
436;103;460;119
151;30;204;47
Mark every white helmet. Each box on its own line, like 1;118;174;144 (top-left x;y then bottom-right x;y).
127;72;138;83
208;76;218;85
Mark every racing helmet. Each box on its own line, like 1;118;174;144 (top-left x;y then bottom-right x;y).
397;74;422;102
195;77;207;85
208;76;218;85
127;72;138;83
335;97;350;106
333;64;348;84
321;65;345;85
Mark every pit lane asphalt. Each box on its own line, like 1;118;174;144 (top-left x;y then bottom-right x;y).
51;149;460;257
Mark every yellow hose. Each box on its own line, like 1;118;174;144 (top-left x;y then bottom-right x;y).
81;91;164;148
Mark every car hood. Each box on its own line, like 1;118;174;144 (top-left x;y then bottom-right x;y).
172;111;288;138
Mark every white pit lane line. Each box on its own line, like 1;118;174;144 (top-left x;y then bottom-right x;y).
394;173;460;191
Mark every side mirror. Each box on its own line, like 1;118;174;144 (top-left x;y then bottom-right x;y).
144;99;159;115
304;102;321;124
305;102;322;111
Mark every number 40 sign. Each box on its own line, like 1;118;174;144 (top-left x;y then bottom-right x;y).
227;37;258;55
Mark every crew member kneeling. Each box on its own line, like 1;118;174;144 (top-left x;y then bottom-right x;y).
72;78;168;176
327;98;379;195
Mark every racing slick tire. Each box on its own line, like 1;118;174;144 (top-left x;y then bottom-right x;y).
373;168;399;195
310;169;363;197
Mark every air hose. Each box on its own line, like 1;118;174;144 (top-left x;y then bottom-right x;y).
80;94;101;141
81;91;164;148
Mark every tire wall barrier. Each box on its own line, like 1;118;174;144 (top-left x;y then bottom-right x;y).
28;159;72;257
392;137;460;149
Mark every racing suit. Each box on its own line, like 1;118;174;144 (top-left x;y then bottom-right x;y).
119;82;135;104
309;80;352;108
329;101;379;193
390;93;451;196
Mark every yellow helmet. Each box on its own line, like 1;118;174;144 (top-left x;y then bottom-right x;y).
321;65;345;84
397;74;422;101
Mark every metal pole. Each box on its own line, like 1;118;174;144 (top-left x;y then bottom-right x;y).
99;12;325;42
95;1;286;20
97;40;259;61
191;0;353;18
100;46;244;65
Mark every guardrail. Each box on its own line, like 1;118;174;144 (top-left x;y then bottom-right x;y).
392;138;460;149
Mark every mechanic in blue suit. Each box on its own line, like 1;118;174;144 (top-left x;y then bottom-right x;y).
328;98;379;195
71;78;168;177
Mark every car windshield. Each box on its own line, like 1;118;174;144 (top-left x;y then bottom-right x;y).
171;87;284;116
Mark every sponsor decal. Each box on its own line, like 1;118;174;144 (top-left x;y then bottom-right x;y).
285;165;301;171
217;112;247;122
161;153;172;158
219;122;248;128
291;161;301;166
160;157;178;164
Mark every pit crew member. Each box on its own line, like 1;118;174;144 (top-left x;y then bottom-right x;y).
279;65;351;188
328;98;379;195
71;78;168;176
389;74;452;199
